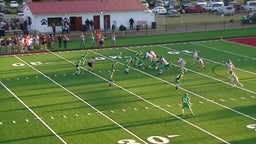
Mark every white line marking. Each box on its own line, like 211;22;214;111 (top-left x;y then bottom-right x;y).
120;48;256;121
199;101;204;104
14;56;148;144
51;116;54;120
75;114;79;117
251;96;255;99
122;109;126;112
145;107;149;110
0;122;2;125
158;45;256;94
240;97;246;100
12;120;16;124
87;113;91;116
230;98;236;101
25;119;29;122
166;104;171;107
110;110;115;113
0;81;67;144
134;108;138;111
193;43;256;74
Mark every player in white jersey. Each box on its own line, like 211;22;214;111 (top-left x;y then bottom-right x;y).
229;71;243;87
192;50;199;63
177;57;186;71
196;57;205;70
225;60;235;74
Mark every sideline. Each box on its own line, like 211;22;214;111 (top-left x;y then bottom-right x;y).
14;55;148;144
0;81;67;144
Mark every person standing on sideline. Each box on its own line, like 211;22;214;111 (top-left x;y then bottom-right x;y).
129;17;134;30
87;57;96;72
180;93;194;116
58;34;63;48
90;32;95;48
111;32;116;45
98;33;105;48
80;32;86;48
63;34;69;48
51;23;56;34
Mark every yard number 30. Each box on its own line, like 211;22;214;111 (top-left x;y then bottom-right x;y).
118;135;180;144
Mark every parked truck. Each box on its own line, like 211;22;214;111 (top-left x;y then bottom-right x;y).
243;0;256;11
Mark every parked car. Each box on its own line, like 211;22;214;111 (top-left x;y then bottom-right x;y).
169;4;182;11
166;8;180;16
231;3;244;13
204;2;224;12
152;6;167;14
0;0;5;6
242;0;256;11
9;1;19;8
0;5;11;14
240;10;256;24
196;0;207;6
185;5;205;13
181;0;192;9
218;6;235;16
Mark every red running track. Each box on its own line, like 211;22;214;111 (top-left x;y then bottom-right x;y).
226;37;256;47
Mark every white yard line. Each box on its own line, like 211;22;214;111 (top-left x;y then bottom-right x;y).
0;81;67;144
158;45;256;94
14;55;148;144
123;48;256;121
192;42;256;61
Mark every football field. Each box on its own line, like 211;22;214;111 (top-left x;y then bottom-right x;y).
0;38;255;144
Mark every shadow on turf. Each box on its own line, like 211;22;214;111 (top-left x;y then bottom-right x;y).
60;117;178;137
0;134;56;144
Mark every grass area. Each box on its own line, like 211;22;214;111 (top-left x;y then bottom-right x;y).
0;32;255;143
49;27;256;51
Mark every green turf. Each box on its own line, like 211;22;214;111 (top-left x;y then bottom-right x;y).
0;37;255;144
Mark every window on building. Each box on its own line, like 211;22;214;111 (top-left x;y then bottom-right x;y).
48;17;62;26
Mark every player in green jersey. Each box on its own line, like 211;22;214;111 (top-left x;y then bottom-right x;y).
75;60;82;76
175;70;184;90
180;93;194;116
108;69;115;87
81;51;88;66
134;51;144;67
125;56;133;74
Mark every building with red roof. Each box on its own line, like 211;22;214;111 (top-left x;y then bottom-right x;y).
23;0;155;33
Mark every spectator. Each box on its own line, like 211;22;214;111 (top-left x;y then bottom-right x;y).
90;32;95;48
58;34;63;48
98;33;105;48
80;32;86;48
51;23;56;34
111;32;116;45
63;34;69;48
129;17;134;30
112;23;116;32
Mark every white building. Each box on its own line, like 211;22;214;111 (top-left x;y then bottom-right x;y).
22;0;155;33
